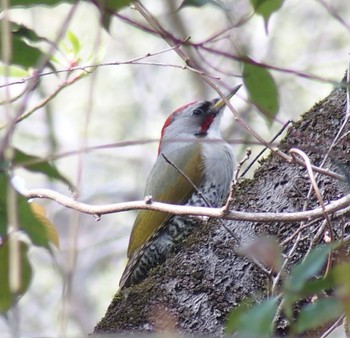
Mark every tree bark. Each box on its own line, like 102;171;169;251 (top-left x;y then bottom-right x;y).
93;83;350;336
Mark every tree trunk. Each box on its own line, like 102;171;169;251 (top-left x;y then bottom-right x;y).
93;83;350;336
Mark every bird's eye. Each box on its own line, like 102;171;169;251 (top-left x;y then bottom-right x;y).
193;108;203;116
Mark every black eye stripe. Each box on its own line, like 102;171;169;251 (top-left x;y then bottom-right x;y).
193;108;203;115
192;101;211;116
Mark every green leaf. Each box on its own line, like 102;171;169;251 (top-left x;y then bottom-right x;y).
30;203;59;248
0;176;7;238
13;148;71;187
7;0;69;6
0;19;48;68
243;59;279;124
294;298;343;334
102;0;133;11
332;263;350;318
11;22;49;44
250;0;284;30
0;240;32;312
6;1;133;32
0;64;29;78
283;245;332;317
300;273;335;296
18;194;52;249
0;173;58;249
285;245;331;294
67;31;80;56
227;297;279;336
2;34;44;68
93;0;134;31
8;0;132;9
225;299;252;335
179;0;224;10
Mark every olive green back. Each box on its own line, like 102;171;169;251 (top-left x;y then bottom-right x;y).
127;143;203;257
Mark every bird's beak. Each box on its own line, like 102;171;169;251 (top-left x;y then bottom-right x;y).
212;84;242;111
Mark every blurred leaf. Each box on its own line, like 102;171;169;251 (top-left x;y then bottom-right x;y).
30;203;59;248
0;175;7;238
7;1;133;31
9;0;129;7
94;0;133;31
11;22;49;44
0;32;44;68
0;19;56;71
294;298;342;334
8;0;69;6
225;299;252;335
332;263;350;319
300;274;335;296
285;245;331;294
18;193;52;249
179;0;224;9
227;297;279;336
0;64;29;77
0;173;57;250
13;148;71;187
250;0;284;30
283;245;332;317
101;0;133;10
67;31;80;56
0;240;32;312
241;236;283;272
11;35;43;67
243;59;279;124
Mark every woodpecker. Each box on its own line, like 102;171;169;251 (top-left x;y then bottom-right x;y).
119;85;241;289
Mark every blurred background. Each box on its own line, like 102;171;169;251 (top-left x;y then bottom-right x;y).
0;0;349;336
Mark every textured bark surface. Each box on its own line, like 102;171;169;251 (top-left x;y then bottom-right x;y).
94;84;350;336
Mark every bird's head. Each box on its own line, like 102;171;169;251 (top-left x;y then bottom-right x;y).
158;85;241;154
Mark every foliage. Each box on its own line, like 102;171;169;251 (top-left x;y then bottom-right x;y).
226;243;349;335
0;0;349;336
0;156;64;311
243;58;279;124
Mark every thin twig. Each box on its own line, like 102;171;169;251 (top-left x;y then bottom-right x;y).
0;72;87;131
291;156;345;181
0;38;192;89
240;120;292;178
289;148;334;275
272;232;302;294
281;218;322;246
290;149;334;240
222;148;251;214
304;220;328;258
317;0;350;31
0;2;79;157
319;314;345;338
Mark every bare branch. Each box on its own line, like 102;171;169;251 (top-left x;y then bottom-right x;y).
21;187;350;223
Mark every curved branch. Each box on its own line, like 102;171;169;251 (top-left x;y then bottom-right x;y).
22;188;350;223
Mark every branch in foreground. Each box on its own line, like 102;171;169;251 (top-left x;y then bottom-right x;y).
22;188;350;223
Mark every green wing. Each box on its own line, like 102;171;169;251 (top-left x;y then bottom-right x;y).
127;143;203;258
